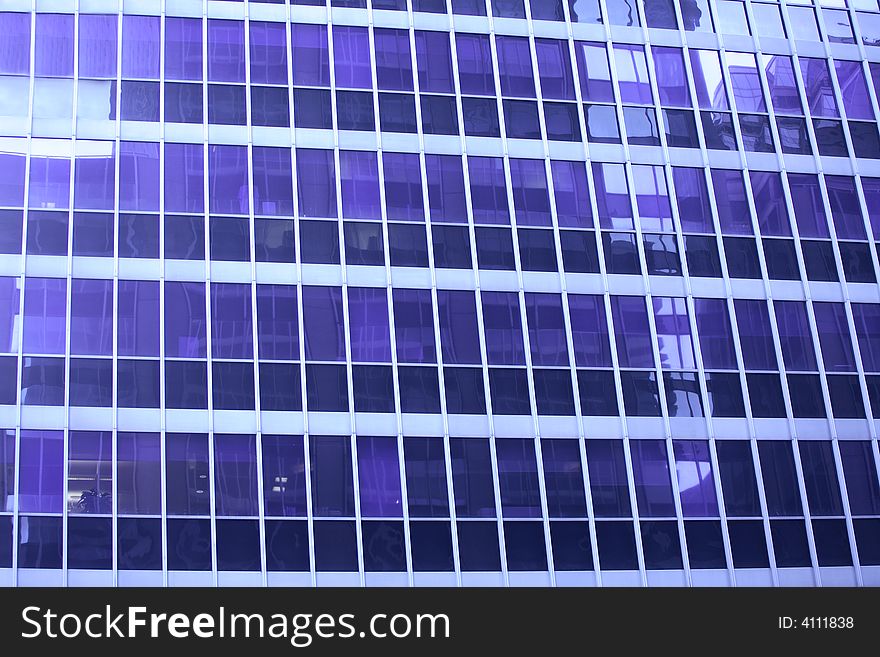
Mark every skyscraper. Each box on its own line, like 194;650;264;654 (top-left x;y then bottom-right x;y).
0;0;879;587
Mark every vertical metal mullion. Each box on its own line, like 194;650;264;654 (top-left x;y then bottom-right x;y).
558;1;607;586
11;1;39;587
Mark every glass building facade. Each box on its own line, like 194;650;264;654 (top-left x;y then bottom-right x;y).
0;0;879;587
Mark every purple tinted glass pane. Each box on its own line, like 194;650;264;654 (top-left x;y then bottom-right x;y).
74;143;116;211
630;440;676;517
426;155;467;223
0;430;11;510
541;439;586;517
119;142;160;212
788;173;828;238
164;282;207;359
383;153;424;222
482;291;525;366
711;169;752;235
750;171;790;237
209;145;249;214
550;160;592;228
862;177;880;239
35;14;74;77
535;39;575;100
117;432;161;514
28;155;70;209
611;296;654;369
208;19;245;83
0;12;30;75
67;431;112;513
357;437;402;518
292;23;329;87
496;36;535;98
78;15;118;78
826;176;867;240
117;280;159;357
774;301;817;372
437;290;481;365
340;151;381;220
592;163;632;229
416;31;454;94
165;17;203;81
165;433;210;515
836;61;874;118
567;294;612;367
496;439;541;518
852;304;880;372
694;298;737;370
726;52;766;113
374;28;413;91
839;442;880;516
672;167;713;233
800;58;839;118
673;440;718;517
0;277;21;353
122;15;160;79
509;159;551;227
614;44;652;105
0;147;26;207
456;33;495;95
765;56;803;116
733;299;777;370
302;286;346;362
526;293;569;367
652;297;695;370
653;47;691;107
165;143;204;214
348;287;391;363
262;435;307;517
632;165;672;232
19;430;64;513
814;302;856;372
214;434;258;516
249;21;288;85
253;147;294;217
575;42;614;103
211;283;254;360
333;26;372;89
70;279;112;356
256;285;299;360
585;440;631;517
23;278;66;355
393;288;436;364
468;157;509;225
297;149;337;218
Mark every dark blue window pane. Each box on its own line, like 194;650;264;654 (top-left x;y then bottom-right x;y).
18;516;63;569
310;436;355;517
265;520;310;571
641;521;683;570
118;518;162;570
771;519;812;568
685;521;727;569
457;521;501;571
314;520;358;571
410;522;454;571
362;520;406;572
728;520;770;568
451;438;496;518
68;517;112;570
504;521;547;571
167;518;212;571
398;366;441;413
596;521;638;570
444;367;487;414
404;438;449;518
216;519;261;571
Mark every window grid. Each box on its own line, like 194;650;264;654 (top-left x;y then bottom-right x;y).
0;3;879;586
